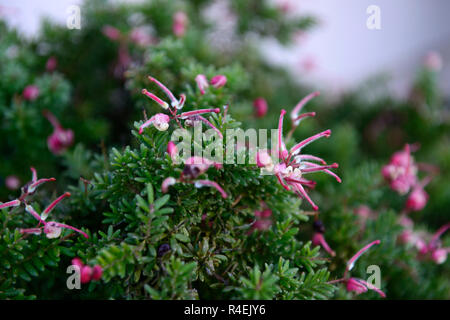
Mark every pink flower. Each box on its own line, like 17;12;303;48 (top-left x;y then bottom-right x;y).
328;240;385;298
23;85;39;101
140;76;222;137
43;110;74;154
210;75;227;89
102;25;121;41
173;11;188;37
253;98;268;118
5;175;20;190
272;101;340;211
129;27;153;47
20;192;88;239
46;56;57;72
424;51;443;72
139;113;170;133
381;144;418;195
405;186;428;211
195;74;209;95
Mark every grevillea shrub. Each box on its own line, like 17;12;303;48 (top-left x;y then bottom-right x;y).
0;0;449;299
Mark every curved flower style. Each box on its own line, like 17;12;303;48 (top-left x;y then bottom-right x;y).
311;220;335;256
162;156;227;199
0;168;55;211
271;93;341;210
139;76;222;137
328;240;385;298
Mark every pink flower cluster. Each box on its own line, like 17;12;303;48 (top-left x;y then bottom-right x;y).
0;168;88;239
398;223;450;264
259;91;340;211
139;76;222;137
72;258;103;283
382;144;436;212
195;74;227;95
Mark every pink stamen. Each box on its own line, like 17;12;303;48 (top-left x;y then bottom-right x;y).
196;115;223;138
313;233;335;256
292;111;316;122
25;205;45;223
354;278;386;298
194;180;228;198
51;222;89;238
290;91;320;123
31;167;37;182
142;89;169;110
147;76;177;105
275;173;290;191
0;199;21;209
43;110;61;129
295;155;326;165
20;227;43;235
177;94;186;110
292;183;318;211
301;163;338;173
289;129;331;156
179;108;220;118
430;223;450;246
278;110;287;161
28;178;56;192
139;115;156;134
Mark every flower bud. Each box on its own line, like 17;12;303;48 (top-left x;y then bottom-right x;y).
23;85;39;101
195;74;209;95
91;265;103;281
80;266;93;284
167;141;178;161
431;248;447;264
253;98;268;118
406;187;428;211
210;75;227;89
162;177;177;193
46;56;57;72
5;175;20;190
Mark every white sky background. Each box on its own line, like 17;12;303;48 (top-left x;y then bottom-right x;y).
1;0;450;96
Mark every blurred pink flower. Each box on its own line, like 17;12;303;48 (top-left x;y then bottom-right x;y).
43;110;74;155
23;85;39;101
253;98;268;118
173;11;188;37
